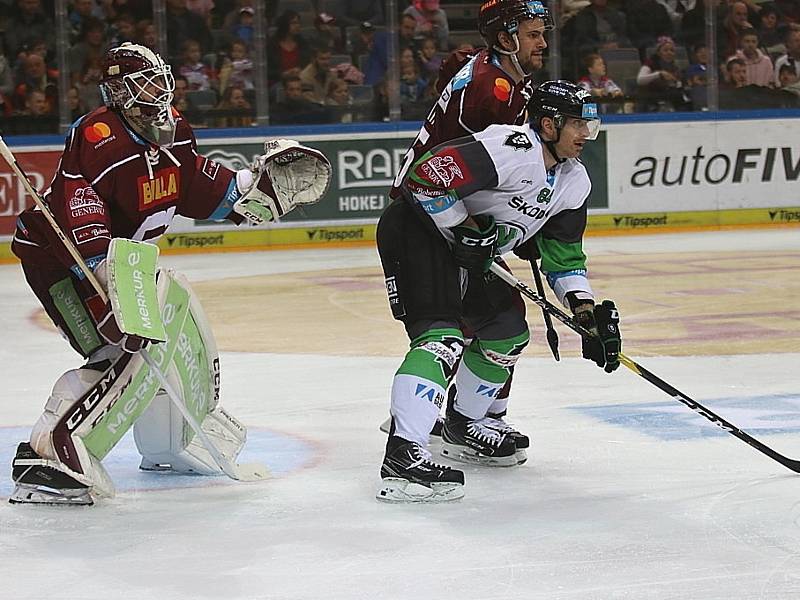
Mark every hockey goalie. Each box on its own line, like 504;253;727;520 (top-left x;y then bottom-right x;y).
7;42;332;505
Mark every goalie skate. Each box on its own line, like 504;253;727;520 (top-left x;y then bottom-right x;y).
9;443;94;506
377;439;464;504
441;412;520;467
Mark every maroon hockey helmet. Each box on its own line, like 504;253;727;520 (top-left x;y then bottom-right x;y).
99;43;176;147
478;0;554;47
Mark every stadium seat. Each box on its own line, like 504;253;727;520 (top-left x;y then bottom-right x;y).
599;47;640;64
187;89;219;111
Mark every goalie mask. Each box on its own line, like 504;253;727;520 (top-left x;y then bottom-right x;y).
99;43;176;147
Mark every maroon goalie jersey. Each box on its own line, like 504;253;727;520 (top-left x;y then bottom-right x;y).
390;48;534;198
12;107;238;274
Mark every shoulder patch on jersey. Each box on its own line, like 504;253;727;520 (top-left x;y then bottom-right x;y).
419;153;467;188
504;132;533;151
493;77;511;102
84;122;112;144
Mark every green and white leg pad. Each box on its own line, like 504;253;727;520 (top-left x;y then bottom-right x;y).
134;272;246;475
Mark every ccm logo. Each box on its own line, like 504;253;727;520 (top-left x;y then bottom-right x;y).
459;235;496;247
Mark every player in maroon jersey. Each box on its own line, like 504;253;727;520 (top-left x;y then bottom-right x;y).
391;0;553;197
8;43;331;505
381;0;555;458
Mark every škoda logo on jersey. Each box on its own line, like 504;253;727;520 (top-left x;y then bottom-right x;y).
137;166;180;209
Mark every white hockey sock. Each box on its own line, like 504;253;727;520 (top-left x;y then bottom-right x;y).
390;373;445;446
487;397;510;416
452;361;502;420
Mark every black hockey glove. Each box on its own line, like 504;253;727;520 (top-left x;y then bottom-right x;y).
512;236;540;261
450;214;497;273
573;300;621;373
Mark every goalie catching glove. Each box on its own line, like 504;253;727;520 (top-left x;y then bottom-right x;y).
233;139;332;224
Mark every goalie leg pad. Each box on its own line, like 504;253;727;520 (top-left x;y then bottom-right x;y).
134;272;246;475
26;348;155;500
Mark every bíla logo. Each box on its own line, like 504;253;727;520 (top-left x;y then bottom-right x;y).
137;166;180;209
504;132;533;151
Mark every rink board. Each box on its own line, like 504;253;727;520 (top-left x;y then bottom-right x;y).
1;113;798;261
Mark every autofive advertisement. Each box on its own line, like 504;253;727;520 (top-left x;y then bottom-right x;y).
0;150;60;236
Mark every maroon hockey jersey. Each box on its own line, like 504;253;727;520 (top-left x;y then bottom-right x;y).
391;48;535;198
12;107;238;273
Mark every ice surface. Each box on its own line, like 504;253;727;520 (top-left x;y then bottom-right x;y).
1;230;798;600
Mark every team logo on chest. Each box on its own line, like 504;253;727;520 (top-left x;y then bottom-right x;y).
137;166;180;209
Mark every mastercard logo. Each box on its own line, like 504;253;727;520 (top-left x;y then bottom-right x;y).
84;122;112;143
493;78;511;102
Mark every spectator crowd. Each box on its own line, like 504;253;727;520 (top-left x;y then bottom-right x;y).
0;0;798;133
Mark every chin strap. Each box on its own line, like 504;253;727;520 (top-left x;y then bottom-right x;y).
492;32;529;80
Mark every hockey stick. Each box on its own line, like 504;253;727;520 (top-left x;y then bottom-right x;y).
0;136;268;483
488;260;800;474
530;260;560;361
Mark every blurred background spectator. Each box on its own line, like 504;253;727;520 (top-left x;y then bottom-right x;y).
403;0;449;51
271;73;331;124
218;38;254;94
4;0;54;60
299;44;334;104
177;39;215;91
325;77;354;123
166;0;212;60
636;35;691;110
578;52;625;112
730;29;773;87
267;10;310;87
774;29;800;86
68;17;108;88
330;0;384;28
215;85;252;127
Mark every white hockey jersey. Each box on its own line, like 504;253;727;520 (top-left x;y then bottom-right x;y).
403;122;594;305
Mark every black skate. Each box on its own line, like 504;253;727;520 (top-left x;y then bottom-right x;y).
441;410;519;467
377;437;464;503
9;443;93;506
483;411;529;465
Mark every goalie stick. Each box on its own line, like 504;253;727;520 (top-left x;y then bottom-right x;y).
0;135;268;483
488;260;800;474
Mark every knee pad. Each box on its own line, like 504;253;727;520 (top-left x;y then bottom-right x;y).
461;330;530;386
401;327;466;389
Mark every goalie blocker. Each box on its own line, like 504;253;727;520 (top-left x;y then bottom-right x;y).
10;249;246;505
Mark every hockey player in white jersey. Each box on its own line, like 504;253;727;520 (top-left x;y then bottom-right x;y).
375;81;623;503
